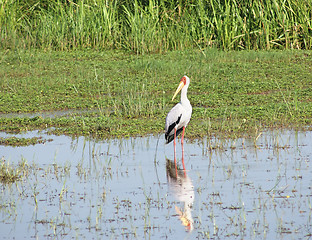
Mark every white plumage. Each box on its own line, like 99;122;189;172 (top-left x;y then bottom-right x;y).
165;75;192;145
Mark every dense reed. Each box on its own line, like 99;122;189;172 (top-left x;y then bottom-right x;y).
1;0;311;53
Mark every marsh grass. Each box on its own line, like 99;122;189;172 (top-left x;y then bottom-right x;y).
0;0;311;52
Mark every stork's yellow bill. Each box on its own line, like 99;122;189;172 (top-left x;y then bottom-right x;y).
172;81;185;101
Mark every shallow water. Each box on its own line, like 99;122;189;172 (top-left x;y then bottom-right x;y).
0;109;98;119
0;130;311;239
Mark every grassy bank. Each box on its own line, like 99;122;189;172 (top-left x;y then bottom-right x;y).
1;0;312;53
1;49;312;139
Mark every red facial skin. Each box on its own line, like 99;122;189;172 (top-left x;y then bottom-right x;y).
180;76;187;85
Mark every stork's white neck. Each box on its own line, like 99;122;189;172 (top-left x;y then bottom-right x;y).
180;84;190;105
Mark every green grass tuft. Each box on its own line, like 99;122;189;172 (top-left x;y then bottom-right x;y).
0;159;29;184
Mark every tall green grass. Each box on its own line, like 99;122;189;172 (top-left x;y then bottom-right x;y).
0;0;311;52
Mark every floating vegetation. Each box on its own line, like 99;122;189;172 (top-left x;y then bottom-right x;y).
0;136;53;147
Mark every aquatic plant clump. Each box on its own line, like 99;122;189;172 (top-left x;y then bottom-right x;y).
0;136;52;147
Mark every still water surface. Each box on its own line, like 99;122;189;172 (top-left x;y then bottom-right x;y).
0;130;311;239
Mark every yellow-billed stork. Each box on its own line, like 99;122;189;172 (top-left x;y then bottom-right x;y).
165;75;192;147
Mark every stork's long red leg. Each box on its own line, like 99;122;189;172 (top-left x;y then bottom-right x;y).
174;128;177;148
174;143;178;176
181;126;186;145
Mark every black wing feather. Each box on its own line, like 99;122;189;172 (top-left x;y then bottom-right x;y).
165;114;182;144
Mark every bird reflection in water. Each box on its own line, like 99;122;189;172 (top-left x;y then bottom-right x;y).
166;146;194;231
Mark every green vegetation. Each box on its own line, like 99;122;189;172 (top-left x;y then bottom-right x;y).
0;49;311;139
0;136;52;146
1;0;311;52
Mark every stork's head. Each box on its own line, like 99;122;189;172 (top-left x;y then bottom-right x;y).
172;75;190;101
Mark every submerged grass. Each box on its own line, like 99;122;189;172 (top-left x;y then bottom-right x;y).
0;49;312;139
0;159;29;184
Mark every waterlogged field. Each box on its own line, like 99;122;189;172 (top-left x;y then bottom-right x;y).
1;130;311;239
1;49;312;239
